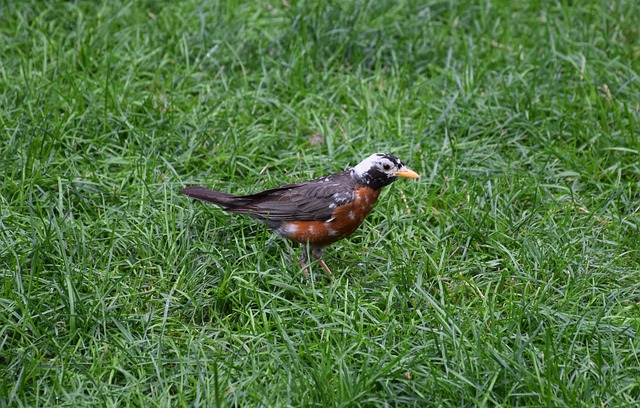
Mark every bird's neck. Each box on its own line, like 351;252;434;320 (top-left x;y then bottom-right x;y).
350;169;395;190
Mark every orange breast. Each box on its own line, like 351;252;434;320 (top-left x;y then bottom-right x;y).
280;187;381;246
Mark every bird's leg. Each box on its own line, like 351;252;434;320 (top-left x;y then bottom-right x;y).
298;251;311;278
298;247;333;278
312;247;333;278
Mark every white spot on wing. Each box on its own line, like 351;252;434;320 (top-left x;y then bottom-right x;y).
348;210;356;220
332;191;352;205
327;228;338;236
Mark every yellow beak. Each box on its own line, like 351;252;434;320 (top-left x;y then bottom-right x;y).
392;167;420;179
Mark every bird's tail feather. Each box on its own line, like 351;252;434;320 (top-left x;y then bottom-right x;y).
180;186;248;208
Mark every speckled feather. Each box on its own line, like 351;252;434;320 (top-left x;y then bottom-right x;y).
181;171;358;228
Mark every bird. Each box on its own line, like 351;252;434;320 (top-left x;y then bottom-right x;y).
180;153;419;277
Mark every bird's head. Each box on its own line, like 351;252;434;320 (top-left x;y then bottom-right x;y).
352;153;420;189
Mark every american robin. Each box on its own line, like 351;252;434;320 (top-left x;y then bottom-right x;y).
181;153;419;276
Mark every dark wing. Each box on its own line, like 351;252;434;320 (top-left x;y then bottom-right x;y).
225;171;356;224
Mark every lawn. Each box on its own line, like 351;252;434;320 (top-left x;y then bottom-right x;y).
1;0;639;406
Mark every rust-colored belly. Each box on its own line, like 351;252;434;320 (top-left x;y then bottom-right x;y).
279;187;380;246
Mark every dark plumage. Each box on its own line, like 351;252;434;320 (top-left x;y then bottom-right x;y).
181;153;419;276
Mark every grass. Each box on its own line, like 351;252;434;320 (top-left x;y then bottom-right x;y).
1;0;639;406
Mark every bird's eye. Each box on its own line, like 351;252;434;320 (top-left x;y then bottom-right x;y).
382;163;391;171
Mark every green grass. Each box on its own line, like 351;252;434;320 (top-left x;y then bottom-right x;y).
1;0;639;406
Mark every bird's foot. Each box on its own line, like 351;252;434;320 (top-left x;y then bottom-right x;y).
298;249;334;280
